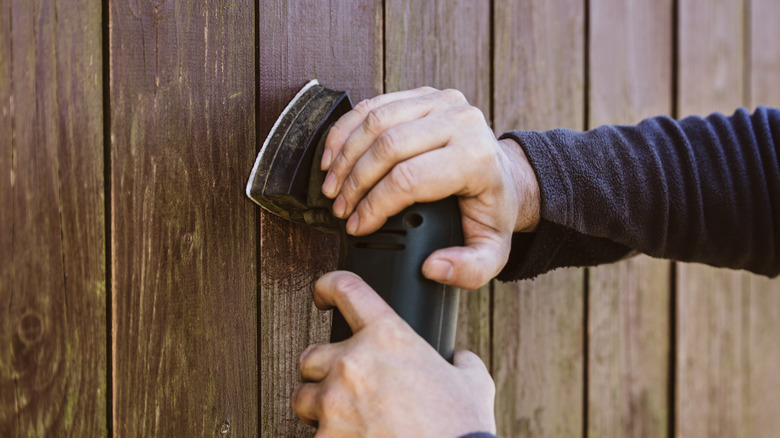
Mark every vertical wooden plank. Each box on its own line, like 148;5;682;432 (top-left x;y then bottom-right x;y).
111;1;257;436
745;1;780;436
676;1;751;437
384;0;492;364
258;2;382;436
0;0;105;435
492;0;585;436
587;1;672;437
750;0;780;106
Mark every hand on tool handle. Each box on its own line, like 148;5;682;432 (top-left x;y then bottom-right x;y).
319;87;540;290
292;271;496;437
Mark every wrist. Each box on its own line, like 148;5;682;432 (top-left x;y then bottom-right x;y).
497;137;540;232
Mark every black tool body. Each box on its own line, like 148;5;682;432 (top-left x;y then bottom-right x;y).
332;198;463;362
246;80;463;361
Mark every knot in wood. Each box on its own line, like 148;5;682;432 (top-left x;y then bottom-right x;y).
17;311;44;345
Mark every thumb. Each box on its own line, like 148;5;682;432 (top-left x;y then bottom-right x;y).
422;240;509;290
453;350;496;401
453;350;488;374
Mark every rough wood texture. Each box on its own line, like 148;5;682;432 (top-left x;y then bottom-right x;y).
588;259;670;438
587;1;672;436
493;0;585;436
677;1;755;437
384;0;492;365
0;0;106;436
678;0;745;116
110;1;257;436
257;2;382;436
743;1;780;435
750;0;780;106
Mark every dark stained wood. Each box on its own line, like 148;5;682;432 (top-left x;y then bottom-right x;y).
587;1;673;436
110;1;257;436
384;0;492;365
257;2;383;436
676;1;754;437
492;0;585;435
0;0;106;436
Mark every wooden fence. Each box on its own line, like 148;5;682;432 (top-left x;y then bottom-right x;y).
2;0;779;436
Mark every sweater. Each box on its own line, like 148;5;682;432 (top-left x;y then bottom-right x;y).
460;107;778;438
496;106;780;281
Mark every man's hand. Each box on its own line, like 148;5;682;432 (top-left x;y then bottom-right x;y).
321;87;540;289
292;271;496;437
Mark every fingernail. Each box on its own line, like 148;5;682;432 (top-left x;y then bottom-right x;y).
322;172;337;197
346;213;359;235
333;195;347;218
321;149;332;170
424;259;454;282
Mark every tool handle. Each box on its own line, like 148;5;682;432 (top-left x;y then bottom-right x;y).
332;197;463;362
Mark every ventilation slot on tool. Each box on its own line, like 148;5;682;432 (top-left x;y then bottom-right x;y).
354;242;405;251
372;229;407;237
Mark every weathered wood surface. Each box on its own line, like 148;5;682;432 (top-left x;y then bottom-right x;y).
257;1;382;436
110;1;257;436
3;1;780;436
0;0;106;436
384;0;492;366
587;1;673;436
746;2;780;433
677;1;762;437
492;0;585;436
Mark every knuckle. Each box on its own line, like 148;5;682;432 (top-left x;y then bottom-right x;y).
441;88;467;104
342;172;360;196
354;98;373;114
333;274;364;297
389;162;418;195
298;344;317;371
374;131;400;161
364;108;387;134
418;85;438;93
459;105;486;124
357;193;379;219
334;352;363;377
373;319;408;349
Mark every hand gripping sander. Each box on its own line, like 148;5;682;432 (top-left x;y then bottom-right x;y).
246;80;463;361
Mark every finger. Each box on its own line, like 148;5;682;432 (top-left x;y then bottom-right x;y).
322;95;452;204
299;343;341;382
314;271;396;332
336;115;456;218
453;350;497;423
453;350;489;375
422;235;510;290
291;382;321;427
345;147;470;235
322;87;438;171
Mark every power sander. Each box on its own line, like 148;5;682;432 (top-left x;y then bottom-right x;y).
246;80;463;361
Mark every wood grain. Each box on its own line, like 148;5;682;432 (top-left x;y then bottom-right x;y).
0;0;106;435
587;1;673;436
743;1;780;435
384;0;492;365
676;1;754;437
110;1;257;436
492;0;585;436
257;2;382;436
750;0;780;107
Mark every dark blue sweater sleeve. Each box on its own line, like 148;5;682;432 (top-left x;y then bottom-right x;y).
497;107;780;281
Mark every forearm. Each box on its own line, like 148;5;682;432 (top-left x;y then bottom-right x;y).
499;107;780;280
